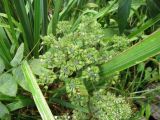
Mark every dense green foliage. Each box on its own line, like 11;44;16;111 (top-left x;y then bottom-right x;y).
72;90;131;120
0;0;160;119
40;16;129;85
39;16;131;119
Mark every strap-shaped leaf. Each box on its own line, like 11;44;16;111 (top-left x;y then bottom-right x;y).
21;60;55;120
52;0;63;35
128;13;160;38
146;0;160;18
2;0;19;47
33;0;41;57
13;0;32;51
118;0;132;34
101;29;160;76
42;0;48;35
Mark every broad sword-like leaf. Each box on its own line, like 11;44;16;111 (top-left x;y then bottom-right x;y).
101;29;160;76
22;61;55;120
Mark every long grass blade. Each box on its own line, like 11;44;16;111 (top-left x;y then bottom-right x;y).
52;0;63;35
94;0;118;19
2;0;19;47
100;29;160;76
42;0;48;35
118;0;132;34
21;61;55;120
34;0;41;57
59;0;77;20
128;13;160;38
0;35;12;66
13;0;33;51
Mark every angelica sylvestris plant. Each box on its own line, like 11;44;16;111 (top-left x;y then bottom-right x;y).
39;15;131;119
72;90;132;120
40;16;129;85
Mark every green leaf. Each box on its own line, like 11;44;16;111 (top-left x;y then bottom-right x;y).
86;3;99;8
6;97;33;111
21;60;55;120
145;103;151;119
0;93;15;101
137;63;145;72
59;0;77;20
128;13;160;38
0;34;12;66
2;0;19;48
118;0;132;34
33;0;41;57
0;57;5;73
0;102;10;119
29;59;52;76
12;66;29;91
0;73;17;97
50;98;89;113
146;0;160;18
10;43;24;67
100;29;160;77
42;0;48;35
94;0;117;19
52;0;63;35
13;0;33;50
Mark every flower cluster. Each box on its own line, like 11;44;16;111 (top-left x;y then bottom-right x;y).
39;15;131;119
72;90;132;120
40;15;129;85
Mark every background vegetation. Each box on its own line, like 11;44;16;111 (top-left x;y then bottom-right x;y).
0;0;160;119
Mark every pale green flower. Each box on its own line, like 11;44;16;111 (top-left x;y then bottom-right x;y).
39;15;131;119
